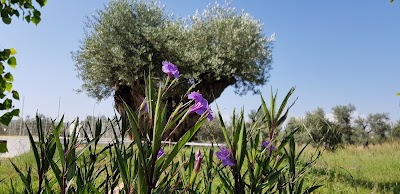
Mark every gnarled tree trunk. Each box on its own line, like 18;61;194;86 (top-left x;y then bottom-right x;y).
113;74;236;142
114;80;145;139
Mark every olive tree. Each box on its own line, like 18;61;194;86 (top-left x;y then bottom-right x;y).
391;120;400;139
285;108;342;150
366;113;391;143
331;104;356;144
73;0;274;140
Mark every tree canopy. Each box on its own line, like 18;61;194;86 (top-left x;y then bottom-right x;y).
73;0;274;102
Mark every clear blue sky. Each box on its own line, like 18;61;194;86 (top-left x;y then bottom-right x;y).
1;0;400;123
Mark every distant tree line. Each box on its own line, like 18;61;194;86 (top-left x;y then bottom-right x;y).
191;104;400;148
283;104;400;150
3;105;399;148
0;114;118;138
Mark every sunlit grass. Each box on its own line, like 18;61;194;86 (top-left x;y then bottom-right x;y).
0;151;37;192
304;141;400;194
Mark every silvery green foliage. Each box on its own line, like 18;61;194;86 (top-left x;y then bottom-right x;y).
182;2;274;95
73;0;274;100
73;0;169;100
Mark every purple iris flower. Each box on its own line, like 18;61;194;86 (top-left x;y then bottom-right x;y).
263;141;275;151
194;149;202;172
141;97;148;112
188;92;213;121
216;146;234;167
162;61;179;79
157;148;165;159
195;149;202;161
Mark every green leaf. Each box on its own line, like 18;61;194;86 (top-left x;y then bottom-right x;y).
114;146;129;191
0;141;7;153
48;155;63;188
12;10;19;17
151;84;164;162
124;102;146;168
215;166;233;192
23;2;33;9
4;73;13;82
10;162;33;193
0;64;4;74
0;111;13;125
2;17;11;24
303;185;323;194
53;116;66;168
10;109;19;116
0;109;20;125
25;15;31;23
236;111;246;168
33;10;41;17
216;105;232;149
3;98;12;109
397;92;400;96
66;149;76;181
289;136;296;175
260;94;272;130
32;15;40;25
277;128;299;151
5;82;12;92
36;0;48;7
12;90;19;100
9;48;16;55
7;56;16;68
26;125;41;174
296;143;309;161
71;130;104;165
0;49;11;60
254;170;281;192
296;178;305;194
161;116;206;172
1;8;7;18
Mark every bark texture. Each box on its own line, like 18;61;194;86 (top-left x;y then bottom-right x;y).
113;74;236;141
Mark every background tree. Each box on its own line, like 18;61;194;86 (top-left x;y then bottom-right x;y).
331;104;356;144
391;120;400;140
285;108;342;150
73;0;273;140
193;117;227;143
304;108;341;149
366;113;391;143
352;116;370;145
284;117;310;144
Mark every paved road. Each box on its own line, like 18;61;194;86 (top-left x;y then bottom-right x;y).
0;136;226;158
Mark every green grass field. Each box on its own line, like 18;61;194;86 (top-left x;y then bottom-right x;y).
1;142;399;193
304;141;400;194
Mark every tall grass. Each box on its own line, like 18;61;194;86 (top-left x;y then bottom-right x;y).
305;141;400;194
0;152;37;192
